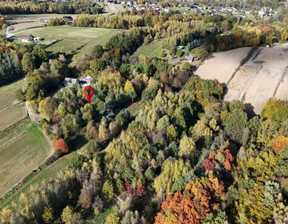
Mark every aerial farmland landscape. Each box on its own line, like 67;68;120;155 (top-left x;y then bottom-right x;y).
1;0;288;223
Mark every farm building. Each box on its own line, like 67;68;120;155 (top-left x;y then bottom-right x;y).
184;54;199;62
20;35;34;42
78;75;94;87
64;78;78;87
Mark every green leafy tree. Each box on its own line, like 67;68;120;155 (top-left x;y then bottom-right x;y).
61;206;73;223
154;158;191;195
105;213;120;224
21;53;36;73
124;80;137;101
101;180;114;201
42;206;54;224
179;135;195;158
39;97;56;120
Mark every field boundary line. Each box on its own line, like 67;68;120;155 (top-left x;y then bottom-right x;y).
226;47;257;86
0;129;29;152
0;102;23;114
273;66;288;97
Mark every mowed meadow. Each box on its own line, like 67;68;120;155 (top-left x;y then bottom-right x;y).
13;26;122;55
0;81;52;198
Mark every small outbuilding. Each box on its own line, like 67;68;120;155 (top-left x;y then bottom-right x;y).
64;78;78;87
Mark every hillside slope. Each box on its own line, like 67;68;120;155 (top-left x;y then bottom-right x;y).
195;44;288;114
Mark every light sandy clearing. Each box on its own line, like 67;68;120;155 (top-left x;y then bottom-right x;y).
195;47;252;83
104;4;124;15
225;45;288;113
196;44;288;114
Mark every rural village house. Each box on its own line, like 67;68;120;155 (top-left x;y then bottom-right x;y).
79;75;94;87
64;75;94;87
20;34;34;42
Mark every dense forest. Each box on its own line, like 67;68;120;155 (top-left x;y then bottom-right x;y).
2;40;288;223
0;0;103;14
1;4;288;224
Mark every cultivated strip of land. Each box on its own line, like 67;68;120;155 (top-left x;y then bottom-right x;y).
0;155;71;210
12;26;122;55
0;104;26;131
0;125;52;197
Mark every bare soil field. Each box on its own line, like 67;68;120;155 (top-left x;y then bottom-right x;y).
9;21;43;32
196;44;288;114
195;47;252;83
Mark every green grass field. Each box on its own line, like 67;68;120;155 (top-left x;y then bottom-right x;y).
133;40;163;58
0;80;23;111
0;104;26;131
0;124;52;197
14;26;121;55
0;155;71;210
169;7;189;12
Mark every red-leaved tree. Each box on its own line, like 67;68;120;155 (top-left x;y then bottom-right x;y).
53;137;69;153
155;175;225;224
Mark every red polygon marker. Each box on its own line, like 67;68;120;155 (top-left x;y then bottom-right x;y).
83;86;94;103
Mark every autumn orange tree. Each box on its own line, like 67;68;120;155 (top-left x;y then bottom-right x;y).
53;137;69;153
155;175;225;224
272;136;288;155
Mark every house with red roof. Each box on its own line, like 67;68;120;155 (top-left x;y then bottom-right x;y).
20;35;34;43
78;75;94;87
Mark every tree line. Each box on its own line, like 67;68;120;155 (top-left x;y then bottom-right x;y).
0;0;103;14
